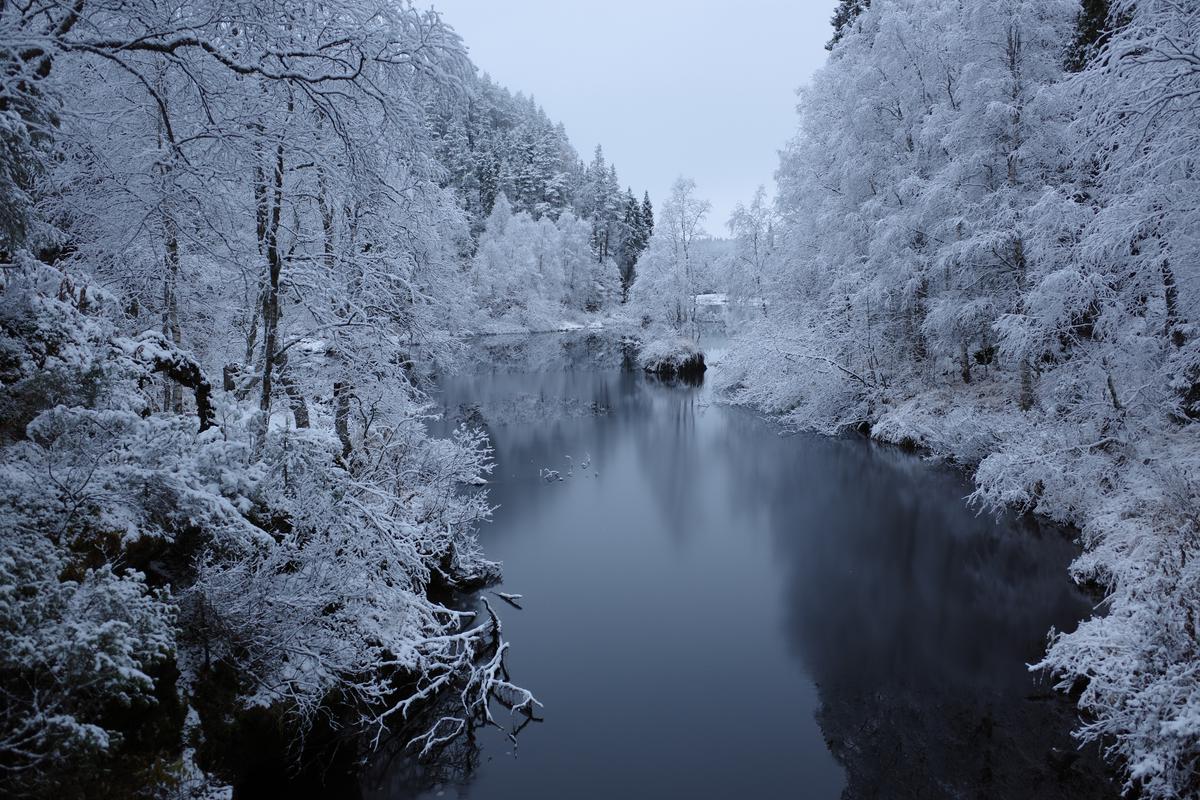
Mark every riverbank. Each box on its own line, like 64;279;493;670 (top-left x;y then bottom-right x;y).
874;383;1197;799
715;335;1200;798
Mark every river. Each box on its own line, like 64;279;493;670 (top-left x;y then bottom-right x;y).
327;331;1117;799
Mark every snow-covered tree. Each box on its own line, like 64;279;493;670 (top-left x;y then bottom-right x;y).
467;198;613;327
630;177;711;334
828;0;873;49
728;186;779;316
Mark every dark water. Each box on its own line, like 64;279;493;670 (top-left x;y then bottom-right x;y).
358;332;1116;800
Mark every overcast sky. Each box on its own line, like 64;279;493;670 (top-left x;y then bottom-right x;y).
428;1;837;235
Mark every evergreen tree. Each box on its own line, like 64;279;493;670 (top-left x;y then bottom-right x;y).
641;191;654;239
581;146;622;262
827;0;871;50
582;145;608;221
426;75;631;233
598;163;622;261
616;189;643;299
1065;0;1112;72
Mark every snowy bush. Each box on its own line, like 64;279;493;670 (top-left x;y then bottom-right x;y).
639;337;707;378
0;530;174;785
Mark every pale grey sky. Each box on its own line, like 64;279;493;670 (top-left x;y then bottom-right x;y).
428;0;836;235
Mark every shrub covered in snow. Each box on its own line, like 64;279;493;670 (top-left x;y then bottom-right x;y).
639;337;707;379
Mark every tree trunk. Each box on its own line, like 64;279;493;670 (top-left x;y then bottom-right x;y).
1163;260;1183;347
317;165;336;272
1019;358;1034;411
334;381;352;459
276;350;309;429
243;282;264;370
161;225;182;413
155;77;184;415
256;126;286;447
134;332;216;433
1106;370;1123;412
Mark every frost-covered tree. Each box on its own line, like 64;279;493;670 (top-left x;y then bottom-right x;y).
430;78;581;228
728;0;1077;416
579;146;626;264
558;209;617;312
728;186;778;316
468;198;610;327
828;0;872;49
1024;4;1200;795
473;195;537;315
426;81;644;310
630;177;711;334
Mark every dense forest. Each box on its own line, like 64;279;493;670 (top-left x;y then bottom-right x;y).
714;1;1199;797
0;1;646;796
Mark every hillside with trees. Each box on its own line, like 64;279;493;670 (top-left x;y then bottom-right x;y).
718;1;1200;796
0;1;640;796
429;79;653;329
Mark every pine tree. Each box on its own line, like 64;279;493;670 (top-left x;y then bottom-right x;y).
1065;0;1112;72
426;75;602;231
617;189;642;298
641;191;654;239
599;163;622;261
582;145;607;219
581;146;620;262
827;0;871;50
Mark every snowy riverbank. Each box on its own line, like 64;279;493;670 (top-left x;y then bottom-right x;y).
871;386;1198;799
717;336;1199;797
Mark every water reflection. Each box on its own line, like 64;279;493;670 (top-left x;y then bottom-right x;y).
359;332;1118;799
711;416;1113;798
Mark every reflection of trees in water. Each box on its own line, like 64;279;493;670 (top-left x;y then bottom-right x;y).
435;334;713;547
710;417;1119;799
425;330;1121;798
434;335;637;448
361;695;539;800
813;688;1114;800
447;332;635;375
362;723;481;800
626;381;708;543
